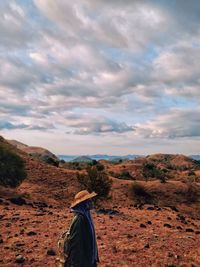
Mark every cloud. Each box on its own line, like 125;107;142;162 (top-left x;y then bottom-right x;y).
68;117;135;135
0;121;28;130
0;0;200;154
135;108;200;139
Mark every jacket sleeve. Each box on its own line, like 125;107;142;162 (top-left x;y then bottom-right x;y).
67;215;84;267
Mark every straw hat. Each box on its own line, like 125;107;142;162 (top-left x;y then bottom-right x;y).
70;190;97;208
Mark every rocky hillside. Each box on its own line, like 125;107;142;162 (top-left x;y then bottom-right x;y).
8;140;59;166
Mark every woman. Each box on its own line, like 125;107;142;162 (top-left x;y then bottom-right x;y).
65;190;99;267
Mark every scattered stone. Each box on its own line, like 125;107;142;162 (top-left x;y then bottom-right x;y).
0;238;3;244
112;245;117;253
177;214;185;221
140;223;146;228
127;234;133;239
195;231;200;235
96;208;120;216
164;223;172;228
169;206;179;212
147;206;155;211
144;243;150;248
147;221;152;225
27;231;37;236
176;226;183;230
15;255;25;264
20;230;24;235
186;228;194;233
15;242;25;247
47;249;56;256
9;197;26;206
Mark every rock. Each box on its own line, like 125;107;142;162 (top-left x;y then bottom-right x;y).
147;206;155;210
176;226;183;230
177;214;185;221
0;238;3;244
15;255;25;263
15;242;25;247
140;223;146;228
20;229;24;235
169;206;179;212
164;223;172;228
112;245;117;253
127;234;133;239
27;231;37;236
147;221;152;225
195;231;200;235
185;228;194;232
144;243;150;248
9;197;26;206
47;249;56;256
96;208;120;216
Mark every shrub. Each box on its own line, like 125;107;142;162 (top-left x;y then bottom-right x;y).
185;183;200;203
43;156;59;167
116;170;133;180
77;166;112;198
95;163;105;171
131;182;153;204
0;145;27;188
188;170;196;176
142;162;167;182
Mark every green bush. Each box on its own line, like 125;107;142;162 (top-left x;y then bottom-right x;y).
142;162;167;182
95;163;105;171
116;170;133;180
0;145;27;188
77;166;112;198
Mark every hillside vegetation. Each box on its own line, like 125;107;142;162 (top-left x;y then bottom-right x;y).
0;136;27;187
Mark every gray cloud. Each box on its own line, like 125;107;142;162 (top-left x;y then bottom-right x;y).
135;109;200;139
68;117;134;135
0;0;200;154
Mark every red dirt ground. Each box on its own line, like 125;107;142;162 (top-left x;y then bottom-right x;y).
0;138;200;266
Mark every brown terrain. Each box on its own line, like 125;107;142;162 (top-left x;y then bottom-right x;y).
0;136;200;267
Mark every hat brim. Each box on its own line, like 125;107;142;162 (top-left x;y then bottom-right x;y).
70;192;97;208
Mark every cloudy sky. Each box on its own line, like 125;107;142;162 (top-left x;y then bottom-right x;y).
0;0;200;155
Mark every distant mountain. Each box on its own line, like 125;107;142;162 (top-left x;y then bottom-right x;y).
190;155;200;161
58;154;143;162
72;156;93;163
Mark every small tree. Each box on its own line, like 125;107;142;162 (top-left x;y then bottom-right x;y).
95;163;105;171
77;166;112;198
0;145;27;188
